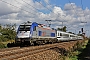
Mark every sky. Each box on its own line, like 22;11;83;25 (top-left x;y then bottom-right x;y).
0;0;90;37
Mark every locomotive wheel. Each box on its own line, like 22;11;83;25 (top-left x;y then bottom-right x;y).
30;42;34;46
20;42;24;47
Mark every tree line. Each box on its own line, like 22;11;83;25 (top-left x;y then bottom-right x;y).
0;24;16;42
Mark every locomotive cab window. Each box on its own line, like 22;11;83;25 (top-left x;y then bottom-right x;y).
19;25;31;31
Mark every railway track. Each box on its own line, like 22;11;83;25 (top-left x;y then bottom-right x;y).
0;47;20;52
0;40;82;60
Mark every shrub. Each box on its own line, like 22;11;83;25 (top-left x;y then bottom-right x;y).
0;42;6;49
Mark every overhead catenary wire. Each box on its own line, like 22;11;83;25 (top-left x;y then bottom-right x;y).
80;0;87;22
0;0;36;16
44;0;52;10
22;0;62;22
14;0;38;13
35;0;63;19
67;0;82;32
21;0;41;12
35;0;62;27
34;0;54;27
67;0;87;27
43;0;67;28
43;0;59;16
80;0;87;33
68;0;80;19
44;0;50;6
81;0;84;10
35;0;52;13
0;0;54;27
68;0;86;23
68;0;87;33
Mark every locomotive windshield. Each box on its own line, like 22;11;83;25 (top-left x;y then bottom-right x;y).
19;25;31;31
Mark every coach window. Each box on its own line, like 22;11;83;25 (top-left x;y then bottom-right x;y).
60;33;62;36
58;33;59;36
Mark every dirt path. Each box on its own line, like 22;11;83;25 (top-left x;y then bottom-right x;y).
78;40;90;60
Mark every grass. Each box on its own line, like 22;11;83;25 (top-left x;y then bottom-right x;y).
66;51;80;60
69;40;89;60
60;39;89;60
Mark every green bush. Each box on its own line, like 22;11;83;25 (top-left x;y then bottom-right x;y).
0;24;16;42
0;42;6;49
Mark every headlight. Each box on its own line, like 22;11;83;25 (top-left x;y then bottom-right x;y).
18;39;21;41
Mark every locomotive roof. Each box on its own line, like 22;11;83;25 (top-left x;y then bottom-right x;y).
57;30;77;35
20;22;32;25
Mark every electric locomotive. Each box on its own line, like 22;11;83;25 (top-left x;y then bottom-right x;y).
15;21;57;46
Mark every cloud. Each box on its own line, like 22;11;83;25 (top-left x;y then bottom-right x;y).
0;0;90;35
44;0;49;3
0;2;15;16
